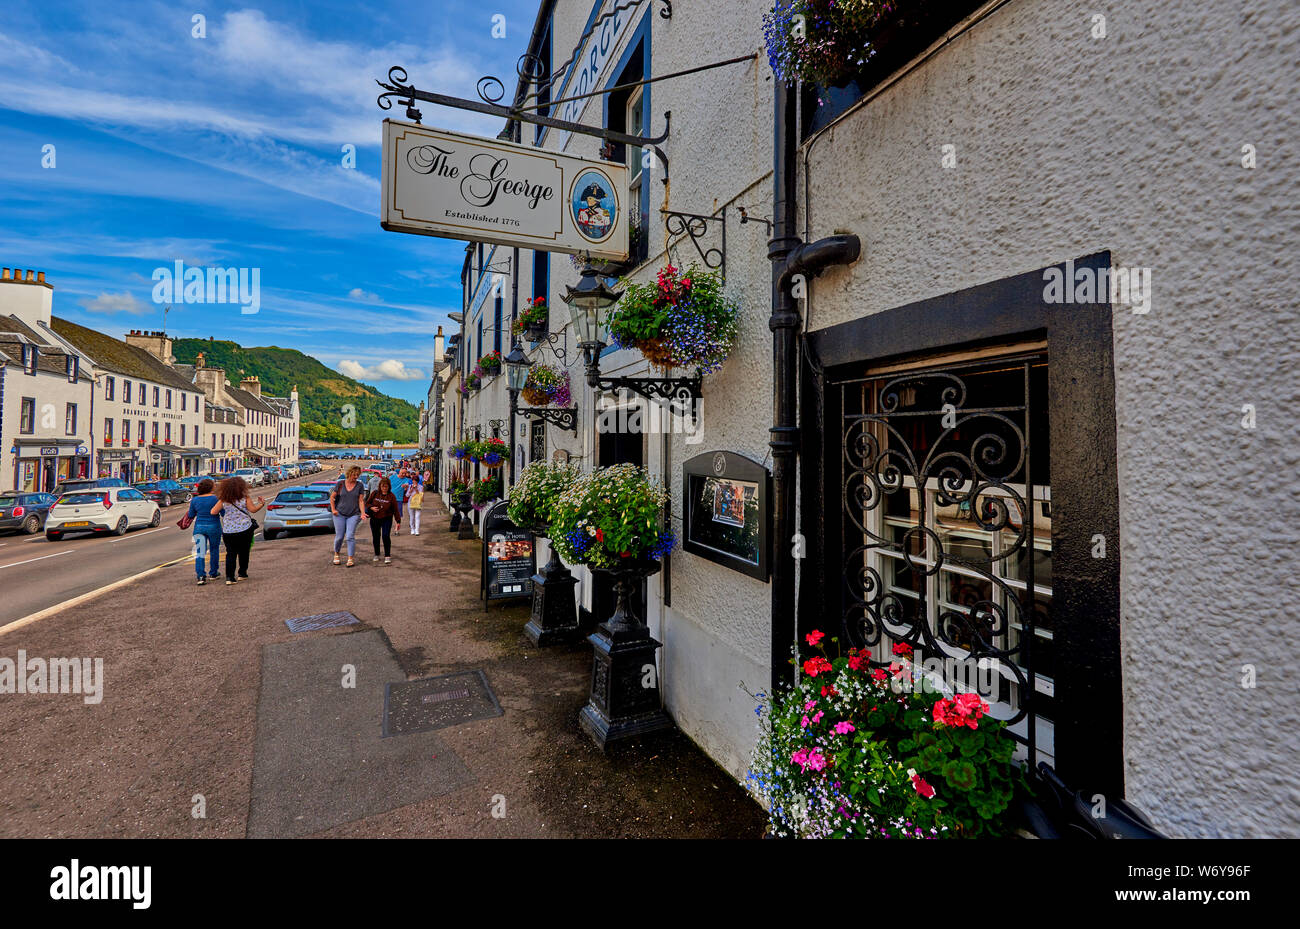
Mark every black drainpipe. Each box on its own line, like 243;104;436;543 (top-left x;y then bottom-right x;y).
767;82;861;693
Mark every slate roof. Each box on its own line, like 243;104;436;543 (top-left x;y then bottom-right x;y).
0;315;94;380
50;318;197;393
225;383;277;416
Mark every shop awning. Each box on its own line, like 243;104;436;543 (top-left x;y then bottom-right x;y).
148;444;177;457
179;447;215;458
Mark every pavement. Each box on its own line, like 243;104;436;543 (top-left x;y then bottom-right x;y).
0;485;766;838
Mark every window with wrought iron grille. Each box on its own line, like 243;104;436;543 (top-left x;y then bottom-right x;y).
530;419;545;463
838;348;1054;767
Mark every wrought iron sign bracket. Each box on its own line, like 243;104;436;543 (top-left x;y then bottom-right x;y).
377;67;671;152
488;419;506;438
587;369;702;419
526;327;569;363
516;405;579;434
662;207;726;277
738;206;773;234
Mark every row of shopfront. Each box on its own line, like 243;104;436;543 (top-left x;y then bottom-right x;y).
10;441;221;492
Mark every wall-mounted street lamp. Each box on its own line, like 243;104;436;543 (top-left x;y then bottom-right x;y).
504;343;578;434
563;263;702;408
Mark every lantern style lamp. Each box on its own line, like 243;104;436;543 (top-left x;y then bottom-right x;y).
504;343;532;394
563;262;622;372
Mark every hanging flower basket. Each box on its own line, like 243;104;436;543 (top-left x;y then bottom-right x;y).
478;351;503;376
606;264;739;374
480;437;509;469
470;474;503;509
513;297;549;341
521;363;571;407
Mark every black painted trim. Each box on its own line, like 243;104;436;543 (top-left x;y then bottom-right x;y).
801;252;1124;796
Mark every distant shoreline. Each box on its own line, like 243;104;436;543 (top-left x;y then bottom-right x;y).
300;441;420;449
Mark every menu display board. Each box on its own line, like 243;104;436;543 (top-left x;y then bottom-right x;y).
481;501;536;606
682;451;770;582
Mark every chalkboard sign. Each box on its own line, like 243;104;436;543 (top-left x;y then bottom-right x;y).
682;451;770;582
481;500;536;608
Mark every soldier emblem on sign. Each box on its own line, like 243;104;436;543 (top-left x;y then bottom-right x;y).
571;169;617;243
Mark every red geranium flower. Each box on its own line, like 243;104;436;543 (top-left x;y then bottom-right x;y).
806;630;824;646
911;773;936;799
595;528;604;543
892;642;914;658
802;656;833;678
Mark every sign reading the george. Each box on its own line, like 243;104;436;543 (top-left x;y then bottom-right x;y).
381;119;628;261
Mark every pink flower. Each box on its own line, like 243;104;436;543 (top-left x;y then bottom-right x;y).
811;711;824;724
833;721;855;735
803;699;816;712
790;747;827;773
800;715;811;729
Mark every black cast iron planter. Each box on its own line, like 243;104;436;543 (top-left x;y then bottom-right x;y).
454;492;476;539
578;558;674;750
522;527;580;646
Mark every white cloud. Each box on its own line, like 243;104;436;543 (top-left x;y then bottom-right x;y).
338;359;424;382
80;291;151;314
348;287;381;303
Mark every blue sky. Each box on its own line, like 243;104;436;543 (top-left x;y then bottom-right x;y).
0;0;540;404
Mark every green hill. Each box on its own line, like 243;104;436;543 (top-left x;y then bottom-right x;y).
171;338;419;444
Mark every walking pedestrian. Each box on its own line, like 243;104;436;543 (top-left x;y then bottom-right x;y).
365;477;400;564
186;478;222;585
330;466;369;567
209;477;265;586
407;479;424;535
390;468;411;523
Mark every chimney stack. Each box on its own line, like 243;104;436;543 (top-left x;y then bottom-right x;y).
240;374;261;397
0;267;54;326
434;324;445;364
125;329;174;366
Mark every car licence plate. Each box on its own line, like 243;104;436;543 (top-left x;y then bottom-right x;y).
286;519;310;525
64;521;90;527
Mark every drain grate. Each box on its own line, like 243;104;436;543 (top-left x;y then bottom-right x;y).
383;670;503;737
284;611;361;634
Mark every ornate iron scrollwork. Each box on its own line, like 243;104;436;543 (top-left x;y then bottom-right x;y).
836;360;1045;763
662;207;726;277
518;406;578;434
590;373;702;413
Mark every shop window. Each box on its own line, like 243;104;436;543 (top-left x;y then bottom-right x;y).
20;397;35;433
65;403;77;436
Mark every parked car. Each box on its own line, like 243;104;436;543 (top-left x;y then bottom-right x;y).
307;480;339;493
45;487;160;540
0;491;57;535
52;477;129;497
232;468;264;487
262;487;335;540
134;480;191;507
177;475;203;490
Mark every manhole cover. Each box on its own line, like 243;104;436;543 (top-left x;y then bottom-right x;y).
383;670;503;736
284;611;361;634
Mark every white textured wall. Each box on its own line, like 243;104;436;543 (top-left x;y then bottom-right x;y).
799;0;1300;837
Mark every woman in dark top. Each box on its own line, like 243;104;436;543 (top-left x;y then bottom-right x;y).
365;477;401;564
187;478;222;585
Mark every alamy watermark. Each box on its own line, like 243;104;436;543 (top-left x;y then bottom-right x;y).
152;260;261;315
1043;259;1151;314
595;394;703;443
886;647;1002;703
0;650;103;704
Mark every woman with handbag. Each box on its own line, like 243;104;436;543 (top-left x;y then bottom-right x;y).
330;466;368;567
183;478;222;585
407;479;424;535
209;476;266;586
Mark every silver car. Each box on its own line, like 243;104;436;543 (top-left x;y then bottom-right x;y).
262;487;335;540
232;467;264;487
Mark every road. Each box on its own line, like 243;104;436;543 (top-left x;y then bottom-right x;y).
0;470;334;626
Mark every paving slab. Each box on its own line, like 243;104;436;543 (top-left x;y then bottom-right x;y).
247;628;473;838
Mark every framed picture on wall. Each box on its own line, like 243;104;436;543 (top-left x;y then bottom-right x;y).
683;451;770;582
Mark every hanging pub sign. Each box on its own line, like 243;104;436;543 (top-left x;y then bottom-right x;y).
480;500;536;609
381;119;629;261
682;451;771;582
